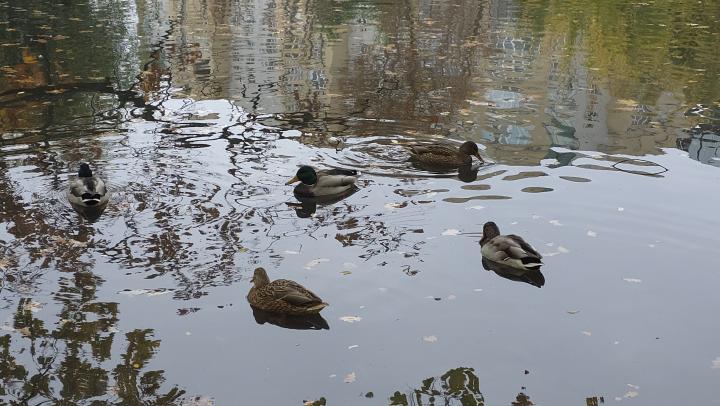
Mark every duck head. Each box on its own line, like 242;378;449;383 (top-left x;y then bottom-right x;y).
250;267;271;288
479;221;501;246
286;166;318;186
78;163;93;178
459;141;484;163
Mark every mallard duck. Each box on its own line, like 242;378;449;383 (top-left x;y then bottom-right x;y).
286;166;358;197
247;267;328;315
479;222;542;271
67;163;109;207
409;140;484;167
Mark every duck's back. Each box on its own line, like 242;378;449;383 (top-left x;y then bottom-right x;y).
296;170;356;197
249;279;327;315
68;176;108;206
410;145;467;166
481;235;542;270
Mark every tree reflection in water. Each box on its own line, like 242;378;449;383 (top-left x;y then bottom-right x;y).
390;367;485;406
0;271;187;404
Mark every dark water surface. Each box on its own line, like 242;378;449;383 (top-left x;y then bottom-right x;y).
1;0;720;404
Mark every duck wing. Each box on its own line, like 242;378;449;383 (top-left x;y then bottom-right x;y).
320;168;358;177
410;144;456;156
315;169;357;188
269;280;325;306
69;179;87;197
483;235;541;264
506;234;542;260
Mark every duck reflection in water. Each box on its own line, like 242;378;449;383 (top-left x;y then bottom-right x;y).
70;201;108;222
250;306;330;330
457;164;479;182
482;258;545;288
408;161;480;183
287;187;358;218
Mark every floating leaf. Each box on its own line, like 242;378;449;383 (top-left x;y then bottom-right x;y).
118;288;172;296
22;54;39;64
304;258;330;269
339;316;362;323
182;396;214;406
567;310;579;315
711;357;720;369
347;345;359;350
22;301;43;313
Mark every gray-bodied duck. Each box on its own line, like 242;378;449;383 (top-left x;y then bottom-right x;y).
479;222;542;271
286;165;358;197
409;140;484;167
67;163;109;207
247;267;328;315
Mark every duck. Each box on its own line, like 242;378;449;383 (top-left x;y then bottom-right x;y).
67;163;109;207
409;140;484;167
247;267;328;315
479;222;542;271
286;165;358;197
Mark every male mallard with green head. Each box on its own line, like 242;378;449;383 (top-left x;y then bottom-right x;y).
286;165;358;197
479;222;542;271
68;163;109;207
409;140;484;167
247;267;328;315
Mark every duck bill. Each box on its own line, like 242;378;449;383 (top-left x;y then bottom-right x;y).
475;152;484;163
286;175;300;185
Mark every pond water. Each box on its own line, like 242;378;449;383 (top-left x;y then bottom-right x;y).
1;0;719;404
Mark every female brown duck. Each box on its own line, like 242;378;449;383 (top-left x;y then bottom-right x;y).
479;222;543;271
409;140;484;167
247;268;328;315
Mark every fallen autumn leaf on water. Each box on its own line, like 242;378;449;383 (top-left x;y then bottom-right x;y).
711;357;720;369
304;258;330;269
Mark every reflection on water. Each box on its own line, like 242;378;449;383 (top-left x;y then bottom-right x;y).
390;367;485;406
0;273;187;404
482;258;545;288
251;306;330;330
1;0;720;404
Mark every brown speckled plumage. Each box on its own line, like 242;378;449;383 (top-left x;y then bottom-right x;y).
409;141;484;167
247;268;328;315
479;222;543;271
